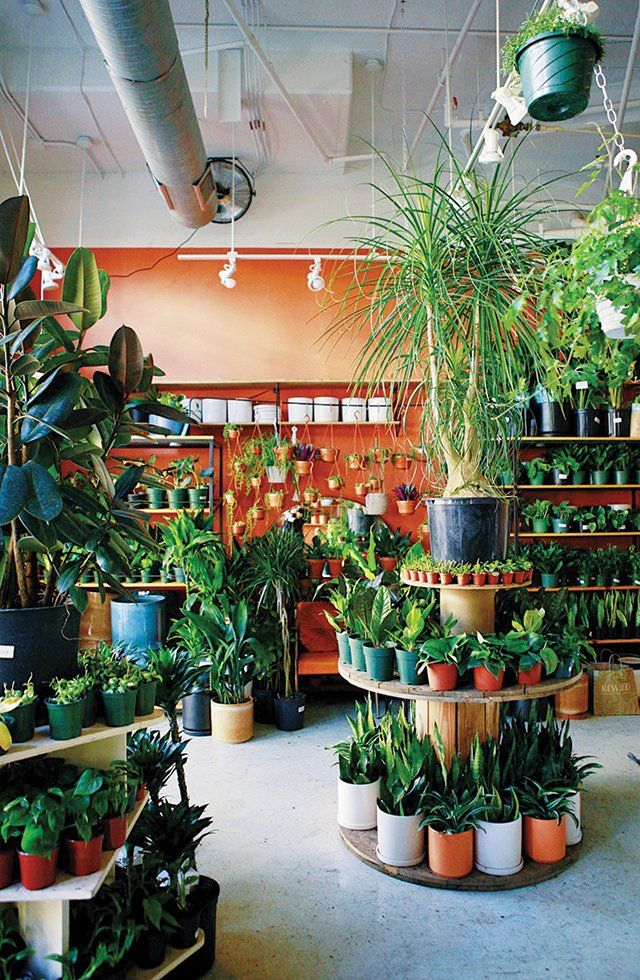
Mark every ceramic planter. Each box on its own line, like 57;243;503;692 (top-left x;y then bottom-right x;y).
474;817;523;876
427;827;473;878
210;698;254;743
336;632;351;664
326;558;344;578
395;499;416;515
566;791;582;845
367;397;392;423
365;492;388;516
523;815;566;863
527;473;545;486
101;689;137;727
516;31;599;122
103;815;127;851
426;663;458;692
307;558;325;579
319;447;338;463
363;645;395;682
337;776;381;830
66;834;104;877
517;663;542;686
46;699;85;741
18;847;60;890
348;636;366;671
396;649;421;685
376;807;424;867
135;681;157;716
314;397;339;422
473;666;504;692
354;483;368;498
287;397;313;423
341;397;366;422
274;693;306;732
0;847;15;889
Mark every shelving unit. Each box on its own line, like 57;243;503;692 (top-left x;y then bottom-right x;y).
128;931;205;980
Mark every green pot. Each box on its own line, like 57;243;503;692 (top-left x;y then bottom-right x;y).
614;470;631;486
551;518;571;534
532;518;550;534
591;470;610;485
634;470;640;486
101;689;137;727
141;569;153;584
173;567;186;584
82;689;99;729
135;681;157;716
348;636;366;672
540;573;559;588
572;470;587;486
146;487;166;509
363;645;395;682
595;574;607;587
167;489;190;510
337;632;351;664
516;31;599;122
527;472;545;486
46;699;85;741
160;570;170;583
188;487;208;509
5;700;36;743
396;648;422;685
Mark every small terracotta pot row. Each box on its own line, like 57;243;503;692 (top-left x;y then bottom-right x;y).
412;663;544;694
404;569;533;586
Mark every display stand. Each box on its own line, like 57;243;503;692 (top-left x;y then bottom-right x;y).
338;580;583;889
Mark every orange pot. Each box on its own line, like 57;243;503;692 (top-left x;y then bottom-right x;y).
79;589;114;650
427;827;473;879
303;492;317;504
327;478;343;491
396;500;416;515
518;663;542;686
266;493;282;510
251;477;262;490
393;456;410;470
250;444;262;456
307;559;325;579
368;479;381;492
473;666;504;691
232;522;245;537
327;559;344;578
524;815;566;864
253;506;266;521
379;556;397;573
347;456;363;470
294;460;312;476
354;483;368;498
426;663;458;692
320;447;338;463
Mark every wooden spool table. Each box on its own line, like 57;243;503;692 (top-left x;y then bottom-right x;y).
337;577;583;890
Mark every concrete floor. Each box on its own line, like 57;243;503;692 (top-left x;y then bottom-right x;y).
178;697;640;980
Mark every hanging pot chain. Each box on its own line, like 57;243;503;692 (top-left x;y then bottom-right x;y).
593;63;626;155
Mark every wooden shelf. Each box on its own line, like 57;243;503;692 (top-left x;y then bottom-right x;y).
528;584;640;592
591;637;640;644
518;484;639;490
401;577;525;591
522;436;640;442
0;709;163;768
80;581;186;590
515;531;639;538
127;931;205;980
0;799;148;903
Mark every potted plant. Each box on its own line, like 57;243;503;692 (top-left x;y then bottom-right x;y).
392;483;419;516
305;536;326;579
502;4;603;122
612;448;633;486
393;598;433;684
467;635;510;692
361;587;398;682
64;768;111;877
518;778;574;864
551;500;577;534
549;448;580;487
1;788;66;889
164;456;198;509
503;608;558;686
327;474;345;492
101;661;140;727
0;677;37;743
150;390;189;435
521;456;551;486
333;699;382;831
46;676;88;741
470;734;523;876
374;524;412;573
205;599;255;744
593;338;639;437
418;629;467;692
453;561;472;586
566;359;605;437
471;560;487;587
531;540;565;588
344;452;364;471
147;646;203;804
319;445;338;463
101;767;129;851
324;582;353;663
292;443;317;476
127;728;189;805
590;444;615;485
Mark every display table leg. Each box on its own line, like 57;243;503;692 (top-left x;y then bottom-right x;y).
19;900;69;979
414;701;499;761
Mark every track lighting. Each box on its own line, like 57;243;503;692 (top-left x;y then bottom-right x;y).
30;243;65;291
307;257;325;292
218;250;237;289
492;82;527;126
479;129;504;165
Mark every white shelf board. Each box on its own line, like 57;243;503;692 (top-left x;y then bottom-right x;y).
128;930;205;979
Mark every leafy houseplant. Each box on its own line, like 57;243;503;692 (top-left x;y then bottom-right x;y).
521;456;551;486
374;524;412;570
333;698;382;831
0;676;37;743
201;599;255;743
127;728;188;806
393;597;434;684
466;635;510;692
64;768;112;876
521;498;552;534
46;676;88;740
418;632;467;692
100;660;141;728
470;734;522;876
392;483;419;516
2;788;66;889
361;587;398;681
503;608;558;685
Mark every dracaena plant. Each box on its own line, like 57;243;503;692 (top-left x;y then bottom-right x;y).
0;195;182;611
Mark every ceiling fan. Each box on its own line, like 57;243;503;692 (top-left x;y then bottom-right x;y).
208;157;255;223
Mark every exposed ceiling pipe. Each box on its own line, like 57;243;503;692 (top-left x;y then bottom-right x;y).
619;0;640;128
76;0;215;227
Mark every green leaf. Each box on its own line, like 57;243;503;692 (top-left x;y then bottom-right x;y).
0;195;30;285
21;373;83;443
62;247;102;331
19;512;57;548
92;371;123;413
10;354;40;377
98;268;110;318
22;460;63;521
0;465;29;524
114;465;144;501
7;254;37;300
12;299;85;322
108;325;144;394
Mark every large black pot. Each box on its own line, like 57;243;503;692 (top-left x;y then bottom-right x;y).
535;401;570;436
134;930;167;969
253;687;276;725
182;691;212;736
274;693;306;732
167;877;220;979
606;406;631;437
572;408;604;437
0;605;80;696
426;497;509;564
169;904;201;950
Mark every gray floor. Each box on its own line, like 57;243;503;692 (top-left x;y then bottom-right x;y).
179;697;640;980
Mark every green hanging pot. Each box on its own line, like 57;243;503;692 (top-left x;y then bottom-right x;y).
516;31;600;122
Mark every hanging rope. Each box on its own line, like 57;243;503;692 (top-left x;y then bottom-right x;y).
400;0;409;173
204;0;210;118
78;144;87;248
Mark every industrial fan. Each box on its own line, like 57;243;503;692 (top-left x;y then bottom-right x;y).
209;157;255;223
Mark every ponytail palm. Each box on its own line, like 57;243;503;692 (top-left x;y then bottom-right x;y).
324;143;556;496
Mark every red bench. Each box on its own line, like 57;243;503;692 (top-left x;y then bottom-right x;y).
295;601;339;686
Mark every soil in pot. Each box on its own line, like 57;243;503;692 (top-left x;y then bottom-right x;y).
348;636;366;671
134;930;168;970
103;815;127;851
427;827;473;879
135;681;157;716
363;645;395;682
210;698;254;743
274;693;306;732
0;847;15;889
101;689;137;727
517;663;543;686
46;699;85;741
18;847;60;890
396;649;421;685
523;815;566;864
473;667;504;692
426;663;458;692
66;834;104;877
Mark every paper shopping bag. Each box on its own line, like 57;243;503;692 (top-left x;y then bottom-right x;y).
592;661;640;716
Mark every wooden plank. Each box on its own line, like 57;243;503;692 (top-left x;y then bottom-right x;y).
427;702;457;764
485;702;500;741
457;703;486;758
128;931;205;980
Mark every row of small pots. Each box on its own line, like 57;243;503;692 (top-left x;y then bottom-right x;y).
129;487;209;510
45;683;157;742
403;569;533;586
182;689;307;737
527;518;632;534
525;468;640;488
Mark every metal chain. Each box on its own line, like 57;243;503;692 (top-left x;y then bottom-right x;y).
593;62;626;154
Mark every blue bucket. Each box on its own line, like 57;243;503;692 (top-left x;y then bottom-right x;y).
110;593;166;653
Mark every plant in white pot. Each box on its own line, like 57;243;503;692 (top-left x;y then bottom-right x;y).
545;716;601;846
470;734;523;876
333;698;382;830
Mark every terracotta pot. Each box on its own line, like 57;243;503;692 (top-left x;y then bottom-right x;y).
103;815;127;851
231;522;245;537
427;827;473;879
251;477;262;490
79;589;114;650
518;663;542;686
0;848;15;889
136;782;147;802
327;558;344;578
456;574;471;586
487;572;500;585
524;815;566;864
317;514;328;525
266;493;282;510
440;573;453;585
320;447;338;463
555;672;589;718
18;848;60;890
307;559;325;579
406;569;419;582
392;456;411;470
250;443;262;456
379;556;398;573
303;492;317;504
501;571;514;585
473;666;504;691
472;573;487;586
347;456;363;470
294;460;312;476
275;445;292;462
327;479;343;491
66;834;104;877
426;663;458;692
253;506;266;522
354;483;368;498
514;570;526;584
396;499;416;515
227;428;239;440
426;572;440;584
211;698;254;744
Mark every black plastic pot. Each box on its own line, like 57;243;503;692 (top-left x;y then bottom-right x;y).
167;877;220;979
572;408;604;437
535;401;570;436
606;406;631;437
550;468;570;487
182;691;212;736
253;687;276;725
134;930;167;969
0;605;80;696
274;693;306;732
169;905;201;950
426;497;509;564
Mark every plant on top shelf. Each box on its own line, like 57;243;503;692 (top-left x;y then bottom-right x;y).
392;483;419;516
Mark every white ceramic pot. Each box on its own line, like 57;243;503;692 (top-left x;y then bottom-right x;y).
368;397;392;423
254;403;279;423
266;466;286;484
313;397;339;422
288;397;313;423
337;777;380;831
227;398;253;423
364;492;388;516
201;398;227;423
376;806;424;867
341;397;367;423
186;397;202;423
474;816;523;876
566;791;582;845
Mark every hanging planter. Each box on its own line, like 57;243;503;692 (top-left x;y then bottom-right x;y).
354;482;368;498
320;446;338;463
265;491;283;511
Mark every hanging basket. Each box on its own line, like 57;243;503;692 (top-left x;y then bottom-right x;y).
516;31;600;122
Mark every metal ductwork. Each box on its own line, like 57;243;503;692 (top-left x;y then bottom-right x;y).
77;0;215;228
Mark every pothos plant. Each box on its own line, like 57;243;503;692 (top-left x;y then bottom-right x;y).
0;195;182;611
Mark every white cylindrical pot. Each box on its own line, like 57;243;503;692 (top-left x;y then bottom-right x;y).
341;397;367;423
314;397;339;422
376;807;425;867
368;397;392;423
266;466;286;484
337;777;380;831
630;404;640;439
474;817;523;876
254;403;279;423
201;398;227;423
227;398;253;423
566;791;582;845
186;397;202;423
288;397;313;423
364;492;388;516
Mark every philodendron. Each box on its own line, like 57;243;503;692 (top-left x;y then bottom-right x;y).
333;698;382;830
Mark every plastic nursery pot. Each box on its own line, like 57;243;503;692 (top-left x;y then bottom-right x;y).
474;817;523;877
501;571;514;585
253;688;276;726
170;876;220;979
551;519;571;534
456;573;471;586
440;572;453;585
379;556;398;573
170;905;202;950
591;470;611;485
82;689;99;729
396;649;422;685
472;573;487;586
473;666;504;692
101;689;137;727
134;929;168;970
103;815;127;851
572;408;604;438
551;468;570;487
426;663;458;692
606;406;631;438
523;815;566;864
348;636;366;672
188;487;209;508
534;401;569;436
8;700;36;743
486;572;500;585
614;470;632;486
307;559;325;579
376;807;424;867
540;573;559;588
516;31;599;122
274;693;306;732
135;680;157;716
146;487;166;509
210;698;254;744
18;847;60;891
326;558;344;578
66;834;104;877
572;470;588;486
337;776;381;831
427;497;509;564
427;827;473;879
0;847;15;889
140;569;153;584
46;699;85;741
513;570;526;585
363;645;395;682
337;632;351;664
517;663;543;686
167;488;190;509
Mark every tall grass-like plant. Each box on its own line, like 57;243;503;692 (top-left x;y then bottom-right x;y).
323;139;556;496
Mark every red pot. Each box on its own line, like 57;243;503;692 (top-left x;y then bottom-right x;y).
487;572;500;585
473;666;504;692
456;573;471;586
326;558;344;578
513;570;526;584
307;559;325;579
525;569;534;583
0;848;15;889
18;847;60;891
379;556;398;573
136;782;147;802
66;834;104;877
501;571;514;585
439;573;453;585
417;570;428;582
407;569;419;582
517;663;542;686
103;815;127;851
426;572;440;584
426;663;458;691
472;573;487;586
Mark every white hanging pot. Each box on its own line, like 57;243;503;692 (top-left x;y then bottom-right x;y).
364;492;388;516
596;275;640;339
201;398;227;423
565;790;582;845
376;806;424;867
266;466;286;484
337;777;380;831
313;397;339;422
474;816;523;876
341;397;367;423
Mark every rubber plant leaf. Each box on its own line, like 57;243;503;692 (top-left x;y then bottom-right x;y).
61;247;102;331
98;268;110;319
21;373;83;443
12;299;85;322
0;465;29;524
108;325;144;395
0;195;30;285
7;254;37;300
22;460;63;522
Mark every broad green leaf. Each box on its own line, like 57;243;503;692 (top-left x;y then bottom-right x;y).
0;196;29;285
12;299;85;322
7;254;37;300
92;371;122;413
62;247;102;331
98;268;110;318
0;465;29;524
108;325;144;394
21;373;83;443
19;511;57;549
114;464;144;501
10;354;40;377
22;460;63;521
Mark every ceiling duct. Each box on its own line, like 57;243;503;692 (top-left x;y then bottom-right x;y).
77;0;215;227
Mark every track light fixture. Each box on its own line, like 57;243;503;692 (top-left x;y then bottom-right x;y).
218;250;238;289
30;243;64;291
479;128;504;165
492;82;527;126
307;257;325;292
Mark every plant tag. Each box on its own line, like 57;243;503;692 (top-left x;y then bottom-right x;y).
594;415;601;423
0;646;14;659
575;381;588;390
559;473;567;480
298;705;305;713
615;416;622;423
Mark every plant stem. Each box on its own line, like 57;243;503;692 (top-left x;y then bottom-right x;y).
2;288;29;607
168;712;189;805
